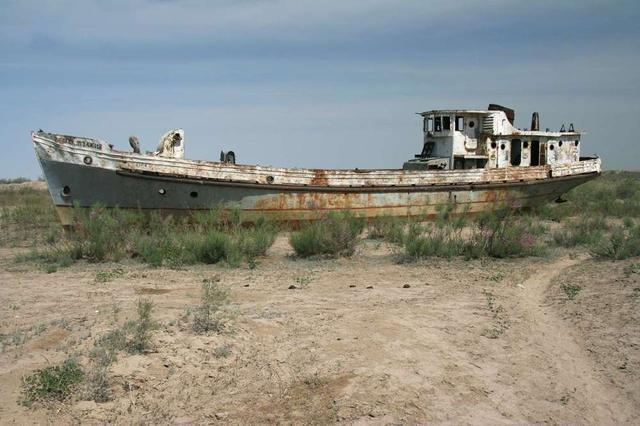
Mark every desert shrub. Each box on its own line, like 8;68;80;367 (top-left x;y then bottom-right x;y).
15;243;82;272
234;221;278;262
466;207;545;258
22;358;84;405
92;329;127;362
71;204;130;262
135;222;275;268
214;344;232;358
124;299;156;353
561;283;581;300
553;215;608;247
290;211;364;257
85;327;128;402
590;224;640;260
85;367;110;403
531;202;572;222
403;222;465;259
190;206;224;231
193;278;229;333
189;231;232;264
402;204;467;259
93;299;157;355
367;215;406;244
134;231;199;267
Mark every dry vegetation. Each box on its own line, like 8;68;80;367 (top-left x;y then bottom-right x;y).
1;173;639;424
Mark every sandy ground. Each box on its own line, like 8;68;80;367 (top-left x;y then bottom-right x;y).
1;237;639;425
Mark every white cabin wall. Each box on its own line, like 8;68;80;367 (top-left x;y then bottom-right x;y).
497;139;510;168
487;138;498;168
547;140;557;164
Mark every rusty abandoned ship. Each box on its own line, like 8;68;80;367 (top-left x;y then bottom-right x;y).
33;104;601;225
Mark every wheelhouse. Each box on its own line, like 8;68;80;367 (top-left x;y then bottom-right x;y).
404;104;582;171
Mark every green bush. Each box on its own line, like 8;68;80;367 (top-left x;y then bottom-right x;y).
15;244;82;272
466;207;545;258
590;225;640;260
367;215;406;244
133;216;276;268
234;222;278;261
134;231;199;267
190;231;233;264
290;211;364;257
125;299;156;353
553;215;607;247
71;204;129;262
193;278;229;333
403;222;465;259
22;358;84;404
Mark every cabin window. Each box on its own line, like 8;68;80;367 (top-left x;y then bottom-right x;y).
424;117;434;132
434;116;442;132
469;120;475;128
443;116;451;130
455;116;464;131
559;141;563;147
575;140;579;146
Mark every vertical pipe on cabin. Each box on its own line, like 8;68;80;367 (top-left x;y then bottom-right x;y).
531;112;540;131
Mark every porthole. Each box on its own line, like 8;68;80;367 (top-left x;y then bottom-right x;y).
61;186;71;196
500;143;506;150
490;141;497;149
83;156;93;165
266;175;274;184
549;144;555;150
469;121;475;128
190;191;198;198
575;141;579;146
523;141;529;149
158;188;166;195
559;141;563;147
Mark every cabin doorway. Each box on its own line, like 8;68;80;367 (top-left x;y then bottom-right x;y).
539;142;547;165
510;139;522;166
531;140;540;166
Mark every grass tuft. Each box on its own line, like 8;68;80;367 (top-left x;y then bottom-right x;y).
22;359;84;405
590;224;640;260
290;211;364;257
193;277;229;333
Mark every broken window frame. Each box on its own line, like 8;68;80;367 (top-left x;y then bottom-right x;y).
424;116;434;133
455;116;464;131
442;116;451;131
434;116;442;132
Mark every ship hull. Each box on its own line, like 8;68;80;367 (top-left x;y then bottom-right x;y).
33;132;601;225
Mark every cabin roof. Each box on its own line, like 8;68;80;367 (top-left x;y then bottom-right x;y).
417;110;493;116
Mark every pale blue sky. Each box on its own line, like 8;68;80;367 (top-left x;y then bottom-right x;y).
1;0;639;178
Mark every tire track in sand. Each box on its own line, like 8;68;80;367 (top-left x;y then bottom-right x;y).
514;256;635;425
